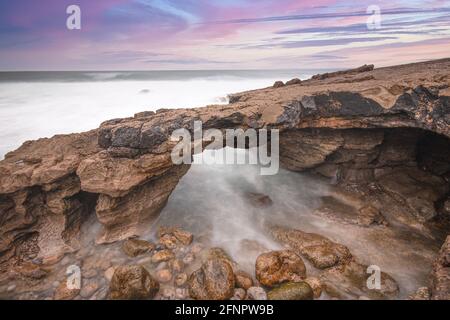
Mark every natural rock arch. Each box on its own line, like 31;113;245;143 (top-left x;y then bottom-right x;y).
0;59;449;272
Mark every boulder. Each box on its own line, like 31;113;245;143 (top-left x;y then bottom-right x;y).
267;282;314;300
320;260;399;300
268;225;352;269
273;81;285;88
255;250;306;287
188;258;235;300
286;78;302;85
109;265;159;300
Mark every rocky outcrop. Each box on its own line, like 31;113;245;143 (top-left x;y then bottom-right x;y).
1;58;450;272
430;236;450;300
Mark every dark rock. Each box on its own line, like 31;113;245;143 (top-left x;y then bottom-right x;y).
286;78;302;85
273;81;285;88
430;236;450;300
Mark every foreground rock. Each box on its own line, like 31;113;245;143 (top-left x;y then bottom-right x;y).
267;282;314;300
109;265;159;300
268;225;352;269
430;236;450;300
188;258;235;300
320;260;399;300
255;250;306;287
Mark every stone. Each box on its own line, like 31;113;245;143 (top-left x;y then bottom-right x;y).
273;81;285;88
54;281;80;300
151;249;175;264
188;258;235;300
104;267;116;281
246;287;267;300
255;250;306;287
80;280;99;299
155;269;172;283
122;238;155;257
269;225;352;269
175;288;189;300
235;270;253;290
286;78;302;86
231;288;246;300
109;265;159;300
158;226;193;246
161;287;176;300
409;287;431;300
267;282;314;300
175;273;188;287
304;277;323;299
320;260;399;300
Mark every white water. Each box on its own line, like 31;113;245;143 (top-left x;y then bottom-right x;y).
0;73;302;159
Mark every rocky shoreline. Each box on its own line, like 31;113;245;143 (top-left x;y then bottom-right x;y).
0;58;449;299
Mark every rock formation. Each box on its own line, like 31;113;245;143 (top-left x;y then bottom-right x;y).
0;59;449;300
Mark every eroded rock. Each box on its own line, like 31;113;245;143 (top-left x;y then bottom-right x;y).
109;265;159;300
255;250;306;287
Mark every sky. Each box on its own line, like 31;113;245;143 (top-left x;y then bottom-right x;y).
0;0;449;70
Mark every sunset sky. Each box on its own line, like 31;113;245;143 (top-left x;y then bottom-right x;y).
0;0;449;70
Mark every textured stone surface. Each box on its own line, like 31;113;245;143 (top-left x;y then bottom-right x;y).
1;58;450;272
109;265;159;300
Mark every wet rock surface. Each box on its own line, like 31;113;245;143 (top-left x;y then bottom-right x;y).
255;250;306;287
0;59;450;300
267;282;314;300
109;265;159;300
188;258;235;300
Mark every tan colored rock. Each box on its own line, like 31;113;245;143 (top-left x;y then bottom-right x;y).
151;249;175;264
188;258;235;300
320;259;399;300
235;270;253;290
158;226;193;246
255;250;306;287
267;282;314;300
122;239;155;257
155;269;172;283
269;225;352;269
304;277;323;299
109;265;159;300
54;281;80;300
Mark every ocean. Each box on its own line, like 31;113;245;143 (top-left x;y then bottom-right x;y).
0;69;317;159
